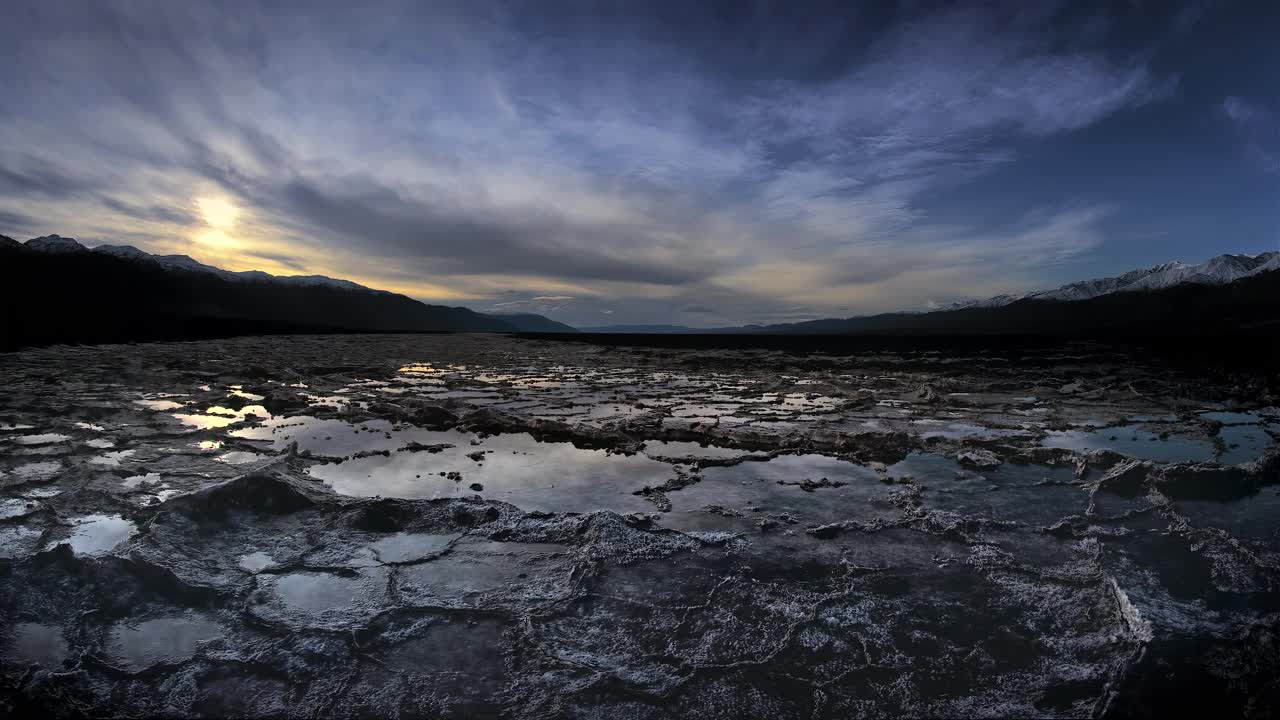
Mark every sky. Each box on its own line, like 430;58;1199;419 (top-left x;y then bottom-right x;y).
1;0;1277;328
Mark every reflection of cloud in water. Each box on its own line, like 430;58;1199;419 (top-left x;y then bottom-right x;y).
1200;411;1264;425
135;399;184;411
107;615;224;671
1042;429;1214;464
216;451;263;465
232;416;459;456
172;404;271;429
641;440;768;461
1219;425;1271;466
53;515;136;556
9;433;70;445
309;432;669;513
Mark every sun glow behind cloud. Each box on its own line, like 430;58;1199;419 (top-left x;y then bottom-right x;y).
2;1;1273;326
196;197;239;229
193;228;240;249
192;196;243;250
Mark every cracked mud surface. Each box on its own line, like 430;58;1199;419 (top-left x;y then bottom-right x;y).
2;333;1279;718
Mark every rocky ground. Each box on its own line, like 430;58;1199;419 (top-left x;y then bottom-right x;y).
2;333;1278;718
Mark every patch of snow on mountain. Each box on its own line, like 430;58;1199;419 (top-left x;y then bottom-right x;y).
945;251;1280;310
93;244;154;261
1244;252;1274;274
25;235;88;254
73;239;379;293
153;254;222;273
941;293;1027;311
272;275;369;291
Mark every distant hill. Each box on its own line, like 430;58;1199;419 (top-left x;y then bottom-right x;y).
578;324;702;334
488;313;578;333
589;251;1280;337
940;251;1280;309
752;265;1280;336
0;235;569;349
8;233;1275;348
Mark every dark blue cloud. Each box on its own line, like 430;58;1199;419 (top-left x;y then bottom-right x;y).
0;0;1273;326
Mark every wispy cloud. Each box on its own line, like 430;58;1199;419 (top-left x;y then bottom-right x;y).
0;0;1202;325
1223;96;1280;174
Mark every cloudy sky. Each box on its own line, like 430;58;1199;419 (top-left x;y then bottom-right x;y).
2;0;1277;327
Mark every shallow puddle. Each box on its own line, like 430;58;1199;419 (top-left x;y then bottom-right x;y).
1218;424;1271;465
135;399;184;411
232;417;458;457
239;551;276;572
9;432;70;445
216;451;264;465
54;514;137;556
368;532;461;563
107;615;223;670
2;622;68;668
665;453;891;528
1200;411;1263;425
172;404;271;429
895;453;1084;525
308;432;671;513
913;421;1023;440
255;569;393;629
270;571;370;612
1042;428;1214;463
641;440;769;461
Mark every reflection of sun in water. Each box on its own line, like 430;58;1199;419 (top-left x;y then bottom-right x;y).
196;197;238;229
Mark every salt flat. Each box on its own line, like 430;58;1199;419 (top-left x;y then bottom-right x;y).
1;334;1278;717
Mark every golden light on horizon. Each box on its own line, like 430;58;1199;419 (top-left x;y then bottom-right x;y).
196;196;239;229
193;228;240;249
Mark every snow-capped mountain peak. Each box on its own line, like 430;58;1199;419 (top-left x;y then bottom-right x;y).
21;235;380;294
151;254;226;274
273;275;368;291
25;234;89;254
944;251;1280;311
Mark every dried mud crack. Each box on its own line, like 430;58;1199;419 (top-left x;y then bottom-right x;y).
2;333;1279;718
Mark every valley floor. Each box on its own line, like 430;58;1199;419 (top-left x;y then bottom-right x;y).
2;334;1278;717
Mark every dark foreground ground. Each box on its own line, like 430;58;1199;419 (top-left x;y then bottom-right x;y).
2;334;1279;718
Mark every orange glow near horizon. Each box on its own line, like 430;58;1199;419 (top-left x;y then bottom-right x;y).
172;192;542;303
192;228;241;249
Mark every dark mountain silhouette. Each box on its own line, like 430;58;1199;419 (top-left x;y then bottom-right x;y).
749;266;1280;336
580;256;1280;337
578;324;714;334
487;313;578;333
1;235;574;349
8;232;1277;350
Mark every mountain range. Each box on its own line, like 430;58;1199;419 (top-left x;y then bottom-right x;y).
581;250;1280;336
941;251;1280;309
4;233;1278;349
1;234;573;349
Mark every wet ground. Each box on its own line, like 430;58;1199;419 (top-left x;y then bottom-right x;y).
1;333;1278;718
